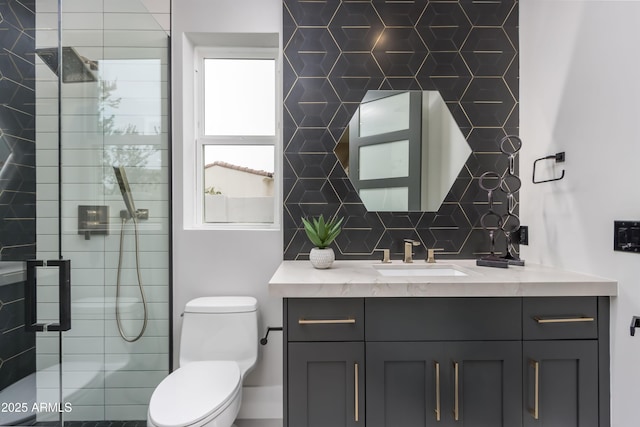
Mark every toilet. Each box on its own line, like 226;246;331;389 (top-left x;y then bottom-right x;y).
148;296;258;427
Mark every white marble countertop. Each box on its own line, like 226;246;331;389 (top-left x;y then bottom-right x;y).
268;260;618;298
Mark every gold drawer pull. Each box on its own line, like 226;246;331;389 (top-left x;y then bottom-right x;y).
298;318;356;325
529;359;540;420
434;361;441;421
534;316;594;324
453;361;459;421
354;362;360;422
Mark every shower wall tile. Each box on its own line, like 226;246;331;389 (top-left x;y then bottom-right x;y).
106;370;167;388
0;0;36;261
0;281;36;391
106;353;166;372
106;387;154;405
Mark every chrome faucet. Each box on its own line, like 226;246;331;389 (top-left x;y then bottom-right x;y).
403;239;421;263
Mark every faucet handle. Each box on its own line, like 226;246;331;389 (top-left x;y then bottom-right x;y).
426;248;445;264
374;248;391;263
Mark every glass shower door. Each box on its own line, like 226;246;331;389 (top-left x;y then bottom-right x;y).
0;0;170;425
55;0;171;423
0;0;67;424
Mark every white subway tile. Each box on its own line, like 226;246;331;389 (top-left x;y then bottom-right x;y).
63;405;105;421
61;13;104;30
36;115;58;133
63;319;104;337
63;337;105;354
106;353;167;371
103;302;168;320
61;0;103;13
36;12;59;31
104;0;147;13
104;318;168;337
66;388;105;406
104;13;162;31
35;133;58;151
61;30;105;47
105;370;166;388
104;30;169;48
105;387;154;405
104;47;168;63
104;285;168;304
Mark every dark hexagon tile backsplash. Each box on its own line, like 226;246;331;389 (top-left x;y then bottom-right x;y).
284;0;519;261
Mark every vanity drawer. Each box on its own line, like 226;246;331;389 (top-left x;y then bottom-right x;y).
287;298;364;342
366;297;521;341
523;297;598;340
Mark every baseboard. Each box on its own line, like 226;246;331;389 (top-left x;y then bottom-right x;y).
238;385;283;419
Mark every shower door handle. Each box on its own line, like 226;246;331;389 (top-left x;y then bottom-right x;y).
25;259;71;332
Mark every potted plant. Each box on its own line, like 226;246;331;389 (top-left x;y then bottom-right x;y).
301;214;344;269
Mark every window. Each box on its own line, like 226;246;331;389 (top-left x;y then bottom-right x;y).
195;48;279;226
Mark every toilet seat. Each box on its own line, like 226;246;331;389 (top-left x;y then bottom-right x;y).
148;361;241;427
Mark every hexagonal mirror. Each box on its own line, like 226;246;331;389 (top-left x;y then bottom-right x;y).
335;90;471;212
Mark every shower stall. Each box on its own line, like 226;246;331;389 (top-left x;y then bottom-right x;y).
0;0;171;425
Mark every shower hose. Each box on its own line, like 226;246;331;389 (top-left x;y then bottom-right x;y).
115;215;148;342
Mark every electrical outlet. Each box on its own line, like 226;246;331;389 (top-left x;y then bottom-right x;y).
614;221;640;253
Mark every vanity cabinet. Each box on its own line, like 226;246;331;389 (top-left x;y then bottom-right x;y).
283;296;610;427
366;341;521;427
521;297;606;427
288;342;365;427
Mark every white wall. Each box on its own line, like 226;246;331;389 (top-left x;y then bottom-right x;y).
171;0;284;418
520;1;640;425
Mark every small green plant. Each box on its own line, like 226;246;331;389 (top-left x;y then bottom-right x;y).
301;214;344;249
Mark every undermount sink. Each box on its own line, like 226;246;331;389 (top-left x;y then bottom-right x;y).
373;263;468;277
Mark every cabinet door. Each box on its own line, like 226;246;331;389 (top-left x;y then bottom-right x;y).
366;342;446;427
288;342;364;427
446;341;522;427
523;341;599;427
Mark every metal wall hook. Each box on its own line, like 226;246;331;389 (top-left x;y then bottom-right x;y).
532;152;566;184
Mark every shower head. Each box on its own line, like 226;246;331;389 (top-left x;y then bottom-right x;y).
36;47;97;83
113;166;137;219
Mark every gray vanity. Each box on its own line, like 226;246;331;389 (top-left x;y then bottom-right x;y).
269;261;617;427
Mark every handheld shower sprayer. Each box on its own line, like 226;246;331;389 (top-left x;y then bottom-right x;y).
113;166;137;219
112;166;148;342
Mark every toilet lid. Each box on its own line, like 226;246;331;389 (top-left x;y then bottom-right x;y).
149;361;241;427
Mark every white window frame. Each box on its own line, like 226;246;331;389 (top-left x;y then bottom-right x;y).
193;46;281;230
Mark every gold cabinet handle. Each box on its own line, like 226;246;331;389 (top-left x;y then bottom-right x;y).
534;316;594;324
529;359;540;420
298;318;356;325
434;361;441;421
453;361;459;421
354;362;359;422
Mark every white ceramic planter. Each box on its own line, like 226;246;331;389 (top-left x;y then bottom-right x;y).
309;247;335;269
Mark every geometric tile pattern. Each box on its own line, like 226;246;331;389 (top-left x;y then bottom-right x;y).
0;0;36;261
283;0;519;260
0;280;35;392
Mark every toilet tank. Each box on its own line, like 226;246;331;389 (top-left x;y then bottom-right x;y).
179;296;258;376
